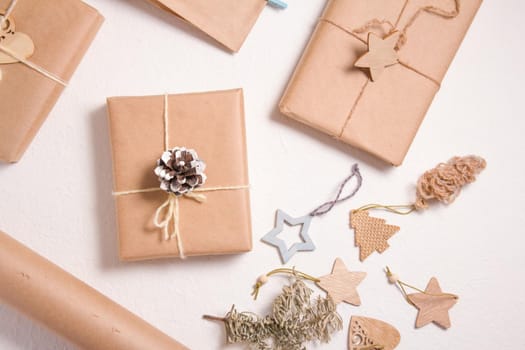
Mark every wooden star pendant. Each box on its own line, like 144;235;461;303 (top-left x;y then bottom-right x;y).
316;258;366;305
354;31;401;82
407;277;458;329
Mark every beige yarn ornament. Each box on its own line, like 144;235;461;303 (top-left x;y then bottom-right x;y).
350;155;486;261
414;155;486;209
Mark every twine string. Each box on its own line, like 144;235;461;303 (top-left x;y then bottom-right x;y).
352;18;395;37
309;164;362;217
112;94;249;258
163;94;169;149
352;0;460;50
0;0;68;85
396;0;460;49
319;0;461;138
386;267;459;307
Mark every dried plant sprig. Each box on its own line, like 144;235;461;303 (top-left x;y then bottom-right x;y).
204;279;343;350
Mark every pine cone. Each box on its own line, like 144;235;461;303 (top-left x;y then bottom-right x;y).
154;147;206;195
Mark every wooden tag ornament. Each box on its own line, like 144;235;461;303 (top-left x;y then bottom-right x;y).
0;17;35;64
262;165;362;264
349;316;400;350
407;277;458;329
350;210;400;261
354;31;400;81
349;156;486;261
387;268;459;329
316;258;367;305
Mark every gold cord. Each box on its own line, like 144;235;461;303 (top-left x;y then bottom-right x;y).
251;268;320;300
386;267;458;307
353;204;416;215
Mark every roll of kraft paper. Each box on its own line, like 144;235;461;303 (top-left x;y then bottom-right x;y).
0;231;188;350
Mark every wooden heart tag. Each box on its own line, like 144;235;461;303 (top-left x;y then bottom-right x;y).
0;16;35;64
349;316;400;350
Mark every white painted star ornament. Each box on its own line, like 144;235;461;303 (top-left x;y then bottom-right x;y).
261;164;363;264
261;209;315;264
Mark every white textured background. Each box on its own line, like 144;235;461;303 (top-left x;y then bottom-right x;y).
1;0;524;349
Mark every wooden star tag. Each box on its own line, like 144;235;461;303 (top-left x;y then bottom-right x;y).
351;210;400;261
407;277;458;329
354;31;400;82
316;258;366;305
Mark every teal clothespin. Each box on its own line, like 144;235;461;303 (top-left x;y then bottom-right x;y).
267;0;288;9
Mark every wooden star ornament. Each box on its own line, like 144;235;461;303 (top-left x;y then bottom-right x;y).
354;31;401;82
407;277;458;329
316;258;366;305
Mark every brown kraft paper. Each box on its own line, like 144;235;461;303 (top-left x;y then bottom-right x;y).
146;0;266;52
0;0;103;163
0;230;189;350
107;89;252;261
279;0;482;166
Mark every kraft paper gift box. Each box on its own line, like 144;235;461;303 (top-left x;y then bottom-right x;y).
145;0;271;52
279;0;482;166
0;0;103;163
107;89;252;261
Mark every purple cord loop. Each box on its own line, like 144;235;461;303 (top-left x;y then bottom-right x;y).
309;164;362;217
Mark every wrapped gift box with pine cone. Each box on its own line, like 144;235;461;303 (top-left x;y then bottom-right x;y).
107;89;252;261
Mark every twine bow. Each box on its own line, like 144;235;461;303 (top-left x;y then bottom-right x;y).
153;192;205;248
0;0;68;85
113;94;249;258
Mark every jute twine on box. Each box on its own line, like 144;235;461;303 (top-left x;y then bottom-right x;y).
319;0;462;138
0;0;68;85
113;95;249;259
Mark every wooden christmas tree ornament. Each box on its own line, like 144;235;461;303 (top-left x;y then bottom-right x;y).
351;210;400;261
386;268;458;329
349;155;486;261
349;316;400;350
